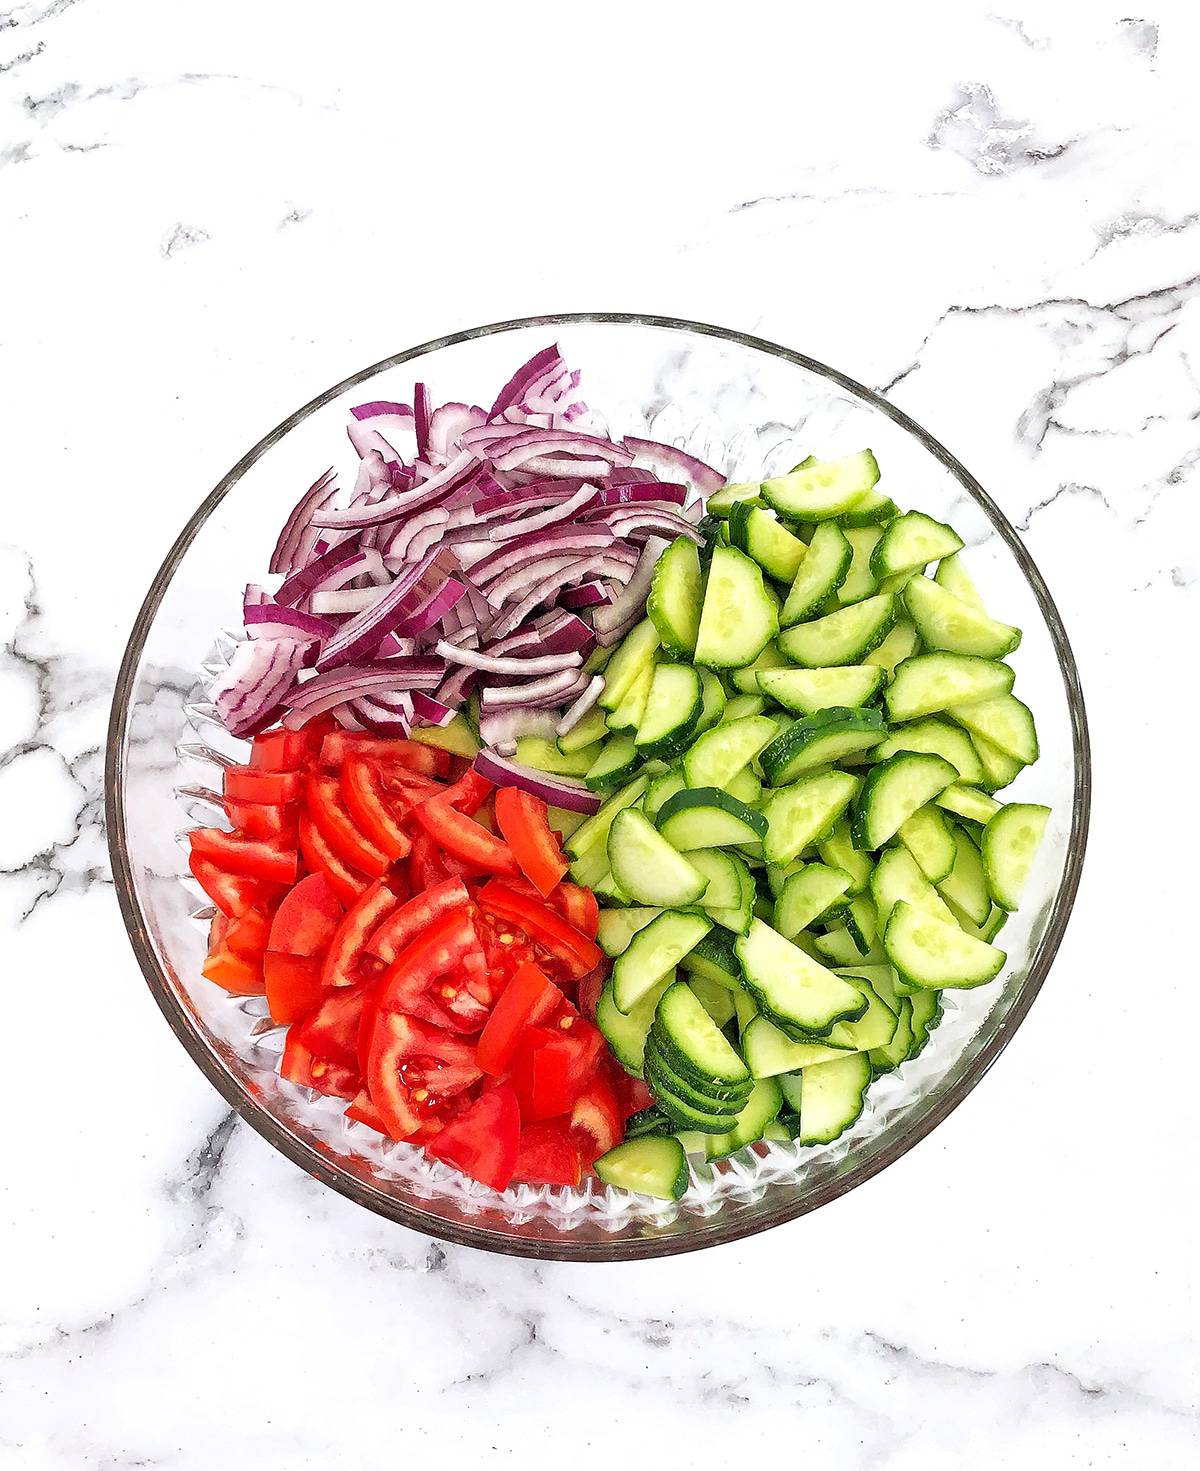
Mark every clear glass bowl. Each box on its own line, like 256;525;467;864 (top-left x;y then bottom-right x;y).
106;314;1090;1260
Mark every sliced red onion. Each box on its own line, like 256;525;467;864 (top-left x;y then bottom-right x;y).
606;466;660;484
489;344;564;419
517;671;591;709
556;675;606;736
483;554;590;613
312;451;477;530
593;537;668;642
484;611;593;659
269;468;337;577
275;541;365;607
581;483;688;511
376;632;418;659
471;526;616;592
428;402;487;458
310;587;388;615
410;692;456;728
473;750;601;814
560;580;610;610
351;400;414;421
393;579;466;636
348;402;415;459
413;382;431;459
435;663;478;707
283;659;445;727
480;667;585;709
623;435;726;495
471;480;587;518
489;429;634;473
605;507;705;544
212;637;311;737
478;709;560;748
380;506;451;567
245;603;336;642
435;640;582;677
351;694;412;736
315;548;456;669
334;704;368;730
349;425;405;462
243;584;272;612
485;483;601;543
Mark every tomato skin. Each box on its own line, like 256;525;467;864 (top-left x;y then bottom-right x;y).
366;876;471;965
222;906;271;961
225;767;302;805
292;982;372;1077
559;884;599;941
570;1069;623;1165
510;1020;605;1122
413;799;519;877
512;1121;582;1188
321;880;400;989
476;962;559;1076
189;828;298;885
376;906;482;1014
477;881;602;980
319;733;449;777
493;787;568;897
268;873;343;956
306;774;390;878
190;853;276;917
410;830;449;889
366;1011;482;1140
425;1084;520;1191
264;951;326;1024
345;1089;387;1132
340;756;412;862
612;1070;655;1120
575;963;607;1022
280;1031;359;1101
439;768;493;816
224;800;297;843
250;726;321;772
202;945;264;994
297;811;370;906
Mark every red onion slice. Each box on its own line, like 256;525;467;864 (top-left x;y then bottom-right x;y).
480;667;585;709
623;435;726;495
269;468;337;577
212;637;311;737
435;641;582;677
556;675;606;735
473;750;601;814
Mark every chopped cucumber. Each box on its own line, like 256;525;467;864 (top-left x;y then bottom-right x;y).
656;786;768;850
515;737;598;778
556;702;608;754
761;449;881;522
760;706;888;784
981;803;1050;912
635;663;703;760
644;768;686;819
817;816;874;894
853;751;959;850
780;521;852;627
612;910;712;1012
792;1052;872;1145
729;503;808;583
736;919;868;1038
756;663;885;715
689;973;738;1027
694;544;779;669
837;525;884;605
777;593;896;667
886;653;1015;722
565;773;649;858
585;733;640;790
679;928;742;987
606;662;655;733
607;808;709;907
594;1136;689;1201
896;804;957;884
861;619;920;676
695;668;727;733
874;717;986;785
903;575;1022;659
934;551;984;610
597;906;662;957
762;770;861;865
884;900;1006;990
870;511;963;580
703;1079;785;1159
774;863;853;940
598;619;659;711
597;975;673;1074
653;981;752;1088
647;536;704;656
408;714;480;758
936;784;1002;825
683;714;778;790
949;694;1039;765
870;844;958;929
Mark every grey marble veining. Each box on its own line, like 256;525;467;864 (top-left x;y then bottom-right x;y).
1;2;1198;1466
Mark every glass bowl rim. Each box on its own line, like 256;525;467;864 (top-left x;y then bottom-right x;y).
105;311;1092;1261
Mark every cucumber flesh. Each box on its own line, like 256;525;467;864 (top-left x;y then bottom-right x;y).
981;803;1049;912
647;536;704;656
777;593;896;668
594;1136;689;1201
694;544;779;669
884;900;1006;990
780;521;852;627
762;770;861;866
607;809;709;907
757;664;885;714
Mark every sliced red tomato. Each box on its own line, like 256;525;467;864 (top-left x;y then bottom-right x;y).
477;880;602;980
366;876;471;965
250;722;331;772
346;1089;387;1132
224;766;302;805
298;811;370;906
223;906;271;961
306;774;390;878
321;879;400;989
341;756;412;862
511;1121;582;1188
280;1031;359;1101
292;982;372;1075
438;768;493;816
376;906;482;1014
267;872;344;956
426;978;491;1033
510;1020;605;1122
189;827;298;885
264;951;325;1024
425;1084;520;1191
559;883;599;941
570;1069;622;1164
319;732;449;777
476;961;560;1076
575;963;606;1022
366;1012;483;1141
202;944;264;995
612;1069;655;1120
410;830;450;889
493;787;567;897
225;799;297;843
189;853;275;917
413;799;519;876
378;767;443;810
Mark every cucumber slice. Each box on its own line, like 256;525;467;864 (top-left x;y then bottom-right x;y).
868;997;915;1072
836;525;884;605
694;544;779;669
556;702;608;754
870;510;963;580
612;910;712;1012
598;618;659;710
647;536;703;656
838;485;899;527
719;693;769;724
934;552;984;610
774;863;853;940
547;806;588;842
653;980;751;1087
780;522;852;627
874;717;986;785
936;784;1002;825
695;669;727;734
729;504;808;583
688;973;738;1027
594;1136;689;1201
635;663;703;760
597;906;662;957
591;867;630;904
934;826;990;927
812;927;872;967
597;975;673;1074
583;643;614;675
763;770;861;865
841;894;878;956
814;976;897;1051
703;1079;785;1159
568;843;610;889
817;816;874;894
756;663;885;715
683;714;778;789
949;694;1039;765
907;988;943;1058
656;786;768;850
861;619;921;676
760;706;888;784
565;773;649;858
870;844;957;930
679;928;742;987
886;654;1014;722
777;593;896;667
644;1033;750;1109
741;1015;851;1076
688;849;754;931
793;1052;872;1145
606;662;654;733
607;808;709;907
736;918;868;1037
903;576;1022;659
514;737;598;778
725;764;762;805
971;731;1026;792
760;449;880;521
705;480;761;517
896;804;956;883
408;714;480;758
645;1059;744;1132
624;1105;672;1139
584;734;640;791
884;900;1005;990
852;751;959;850
981;803;1050;912
644;768;686;819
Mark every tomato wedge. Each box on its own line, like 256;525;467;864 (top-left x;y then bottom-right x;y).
222;906;270;961
346;1089;387;1132
321;880;400;989
366;876;471;965
438;768;493;816
376;905;482;1014
225;799;297;843
264;951;325;1024
493;787;567;897
292;982;372;1076
413;799;519;876
367;1012;482;1140
477;880;602;979
268;872;343;956
425;1084;520;1191
189;828;298;885
341;756;412;862
306;773;390;878
558;883;599;941
611;1069;655;1121
512;1121;582;1188
476;961;560;1076
510;1020;604;1121
251;722;330;772
225;767;302;805
202;945;264;994
319;733;449;777
409;830;450;889
280;1031;359;1101
570;1069;622;1164
298;811;370;907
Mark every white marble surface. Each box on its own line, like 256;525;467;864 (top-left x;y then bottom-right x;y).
2;1;1198;1465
